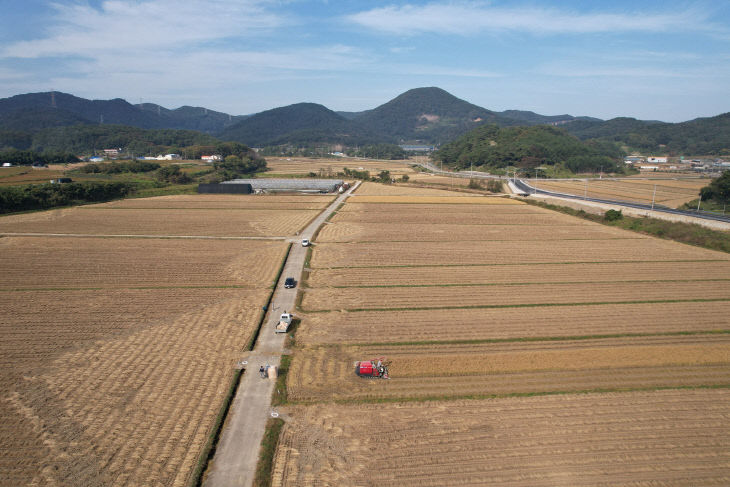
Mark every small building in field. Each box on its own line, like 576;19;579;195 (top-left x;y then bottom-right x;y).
221;178;344;193
400;145;435;152
156;154;182;160
647;156;668;163
201;155;223;163
198;183;252;194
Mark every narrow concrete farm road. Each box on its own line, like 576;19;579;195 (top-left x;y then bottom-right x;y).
204;182;359;487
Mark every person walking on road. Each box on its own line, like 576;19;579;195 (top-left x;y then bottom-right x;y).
259;365;265;378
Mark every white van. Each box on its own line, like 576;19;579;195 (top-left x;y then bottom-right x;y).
301;239;310;247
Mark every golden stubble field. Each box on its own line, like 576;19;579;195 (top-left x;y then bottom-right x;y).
0;193;301;486
0;194;333;237
275;182;730;485
272;389;730;486
286;336;730;402
535;178;710;207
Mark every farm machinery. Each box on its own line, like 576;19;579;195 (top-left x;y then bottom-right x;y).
354;358;390;379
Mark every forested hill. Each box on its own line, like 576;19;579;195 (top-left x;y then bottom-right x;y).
499;110;600;125
352;87;514;143
136;103;246;133
0;124;219;154
564;113;730;155
0;92;242;134
219;102;383;146
433;124;625;174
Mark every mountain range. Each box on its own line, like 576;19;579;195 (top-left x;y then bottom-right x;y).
0;87;728;154
0;88;600;144
0;91;246;135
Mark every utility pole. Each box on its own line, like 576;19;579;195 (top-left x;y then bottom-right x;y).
584;179;587;200
651;184;656;210
697;194;702;212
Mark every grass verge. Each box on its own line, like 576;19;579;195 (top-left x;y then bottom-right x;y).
189;368;243;487
252;418;286;487
523;198;730;253
289;383;730;406
303;297;730;313
343;329;730;348
271;355;291;406
323;258;725;270
330;278;730;289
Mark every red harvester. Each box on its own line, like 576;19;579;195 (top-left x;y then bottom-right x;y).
354;358;390;379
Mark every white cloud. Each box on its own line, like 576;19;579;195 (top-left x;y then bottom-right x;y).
346;2;715;36
2;0;284;58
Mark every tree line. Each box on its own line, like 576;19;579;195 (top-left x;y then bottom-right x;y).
700;170;730;204
0;181;134;213
0;149;79;165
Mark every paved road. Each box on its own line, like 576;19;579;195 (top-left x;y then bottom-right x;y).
203;182;360;487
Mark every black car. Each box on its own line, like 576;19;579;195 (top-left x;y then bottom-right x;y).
284;277;296;288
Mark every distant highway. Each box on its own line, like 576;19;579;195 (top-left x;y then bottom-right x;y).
413;161;729;223
513;178;730;224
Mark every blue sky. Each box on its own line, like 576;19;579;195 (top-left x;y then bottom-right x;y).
1;1;729;122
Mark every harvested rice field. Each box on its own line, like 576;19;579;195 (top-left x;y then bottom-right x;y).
1;289;268;487
0;236;286;289
286;335;730;401
318;221;646;242
0;193;295;486
275;181;730;486
353;181;480;196
297;301;730;345
308;260;730;287
97;194;335;210
406;172;472;184
0;194;327;237
331;201;596;226
302;279;730;311
272;389;730;486
535;178;710;208
309;238;727;268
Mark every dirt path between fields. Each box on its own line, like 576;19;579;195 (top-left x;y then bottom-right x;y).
202;182;359;487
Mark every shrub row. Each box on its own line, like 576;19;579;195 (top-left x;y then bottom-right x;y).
0;181;134;213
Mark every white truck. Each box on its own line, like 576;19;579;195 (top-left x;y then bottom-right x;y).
275;312;293;333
